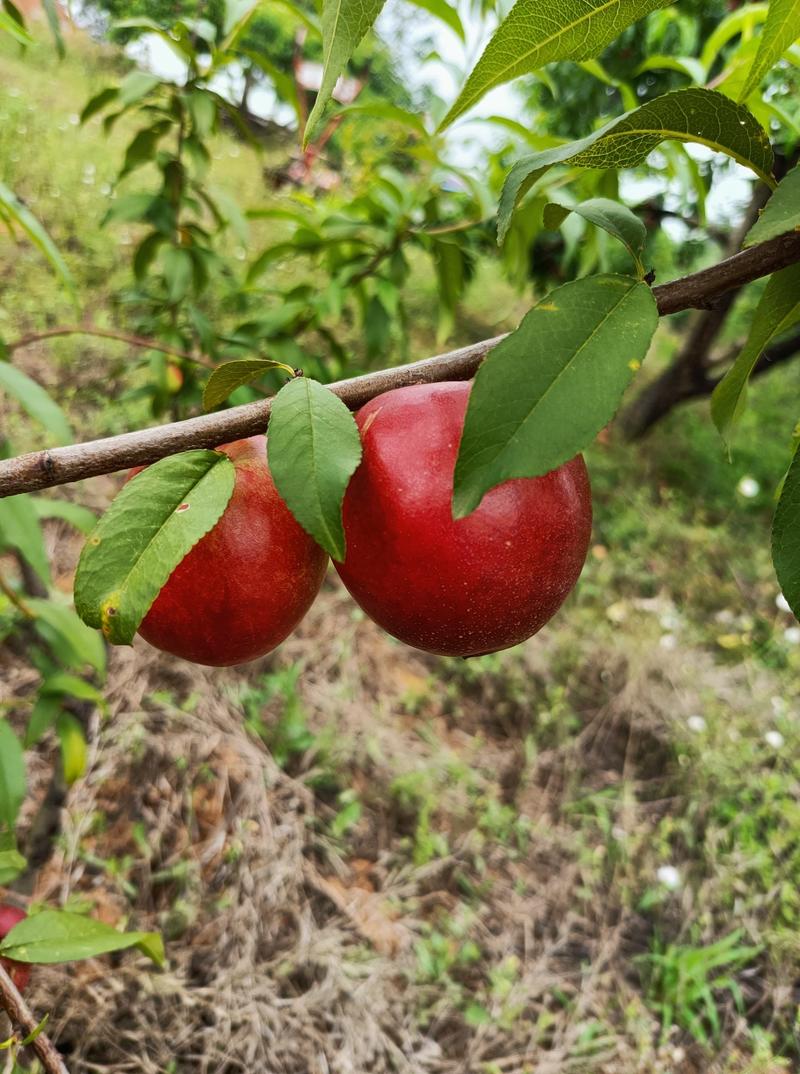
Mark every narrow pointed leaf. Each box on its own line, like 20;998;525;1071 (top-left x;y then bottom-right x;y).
28;599;107;674
268;377;361;560
0;7;32;43
41;0;65;57
773;446;800;621
738;0;800;102
0;847;26;886
543;198;646;273
0;182;75;297
0;720;25;829
80;86;119;124
498;89;774;243
439;0;670;130
453;275;658;518
0;910;165;967
56;713;87;785
304;0;386;145
407;0;464;41
74;451;235;645
745;165;800;246
0;361;72;443
203;359;292;411
711;264;800;446
0;494;51;587
31;497;97;534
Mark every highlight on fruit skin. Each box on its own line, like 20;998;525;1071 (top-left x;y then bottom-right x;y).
130;436;328;667
0;904;31;993
334;381;592;658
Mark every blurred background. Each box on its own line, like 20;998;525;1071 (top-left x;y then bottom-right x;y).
2;1;800;1070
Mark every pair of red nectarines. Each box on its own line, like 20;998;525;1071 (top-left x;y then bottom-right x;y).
136;381;592;665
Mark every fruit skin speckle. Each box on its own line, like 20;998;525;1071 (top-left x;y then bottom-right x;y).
335;381;592;657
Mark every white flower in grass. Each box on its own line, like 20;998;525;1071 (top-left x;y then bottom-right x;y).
764;730;785;750
687;715;707;733
776;593;791;613
659;634;678;650
784;627;800;646
737;476;760;498
68;113;80;125
657;865;681;890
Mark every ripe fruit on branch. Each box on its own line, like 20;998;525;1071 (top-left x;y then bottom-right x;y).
335;382;592;657
133;436;328;666
0;904;31;992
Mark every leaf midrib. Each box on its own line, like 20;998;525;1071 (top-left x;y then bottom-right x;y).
453;0;636;119
472;279;640;480
300;379;340;555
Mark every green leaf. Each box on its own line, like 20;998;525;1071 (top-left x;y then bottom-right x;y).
453;275;658;518
0;7;32;44
543;197;646;275
74;451;235;646
162;246;194;304
41;673;104;704
268;377;361;560
118;70;161;107
187;88;216;138
120;120;171;178
406;0;464;41
56;713;87;785
0;494;50;587
745;165;800;246
31;497;97;534
711;264;800;446
28;599;107;674
0;847;26;886
25;695;60;748
739;0;800;101
773;446;800;621
203;359;293;411
0;910;165;967
303;0;387;145
0;182;75;297
80;86;119;124
41;0;65;57
634;54;706;85
497;89;775;243
439;0;671;130
0;360;73;444
0;720;25;830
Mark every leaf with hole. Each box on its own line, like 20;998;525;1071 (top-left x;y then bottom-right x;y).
74;451;235;645
711;263;800;447
498;89;774;243
0;910;165;967
268;377;362;560
543;198;647;275
439;0;671;130
453;275;658;518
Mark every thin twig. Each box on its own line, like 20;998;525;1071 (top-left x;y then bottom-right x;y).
1;229;800;498
0;963;70;1074
5;326;215;370
0;573;34;618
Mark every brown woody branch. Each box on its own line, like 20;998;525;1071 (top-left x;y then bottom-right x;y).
5;325;214;370
1;230;800;498
0;963;70;1074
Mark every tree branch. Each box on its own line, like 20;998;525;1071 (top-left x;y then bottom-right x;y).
5;325;214;370
0;963;70;1074
2;230;800;498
